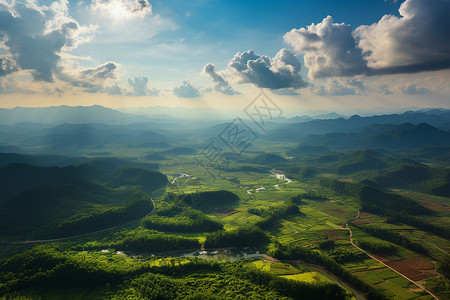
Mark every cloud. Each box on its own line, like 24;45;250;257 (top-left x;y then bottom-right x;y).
225;48;306;89
284;16;367;80
127;76;159;96
312;78;366;96
133;0;152;14
58;61;121;93
355;0;450;74
271;89;301;96
400;83;429;95
285;0;450;79
173;80;201;98
0;0;95;82
0;55;18;76
203;63;239;95
104;83;124;95
81;62;117;80
90;0;152;19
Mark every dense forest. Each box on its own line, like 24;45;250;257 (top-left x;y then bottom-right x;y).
142;204;223;232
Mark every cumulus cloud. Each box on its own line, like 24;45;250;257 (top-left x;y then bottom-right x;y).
355;0;450;74
400;83;429;95
312;78;365;96
173;80;201;98
203;63;239;95
90;0;152;19
57;61;121;93
81;62;117;80
225;48;306;89
0;0;95;82
127;76;159;96
0;55;18;76
104;84;124;95
271;89;301;96
284;16;367;80
133;0;151;14
285;0;450;79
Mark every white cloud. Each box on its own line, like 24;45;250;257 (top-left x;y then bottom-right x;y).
311;78;366;96
284;16;367;80
224;48;306;89
0;55;18;76
400;83;429;95
0;0;95;82
89;0;152;20
57;61;121;93
127;76;159;96
173;80;201;98
355;0;450;73
203;63;239;95
285;0;450;79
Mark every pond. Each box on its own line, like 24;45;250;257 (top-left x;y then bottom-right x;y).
160;248;262;262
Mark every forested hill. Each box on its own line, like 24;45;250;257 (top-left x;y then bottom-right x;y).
0;162;168;239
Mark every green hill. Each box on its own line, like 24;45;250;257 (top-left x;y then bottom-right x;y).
172;190;240;210
0;163;82;206
308;150;419;176
161;147;197;155
372;165;450;197
108;167;168;195
335;150;389;175
0;179;153;239
0;163;168;239
252;153;287;164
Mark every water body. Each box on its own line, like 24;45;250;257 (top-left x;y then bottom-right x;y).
185;249;262;262
157;248;262;262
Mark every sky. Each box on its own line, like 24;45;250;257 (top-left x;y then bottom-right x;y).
0;0;450;113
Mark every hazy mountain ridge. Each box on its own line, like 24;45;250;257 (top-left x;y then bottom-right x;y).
287;122;450;151
0;105;153;125
266;109;450;141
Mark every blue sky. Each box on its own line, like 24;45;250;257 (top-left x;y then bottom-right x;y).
0;0;450;112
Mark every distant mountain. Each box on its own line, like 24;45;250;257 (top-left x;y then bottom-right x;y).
296;123;450;151
416;108;450;115
312;112;347;119
0;105;153;125
0;122;171;154
288;115;313;123
0;152;87;168
266;110;450;141
307;149;421;175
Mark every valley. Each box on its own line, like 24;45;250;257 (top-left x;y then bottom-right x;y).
0;106;449;299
